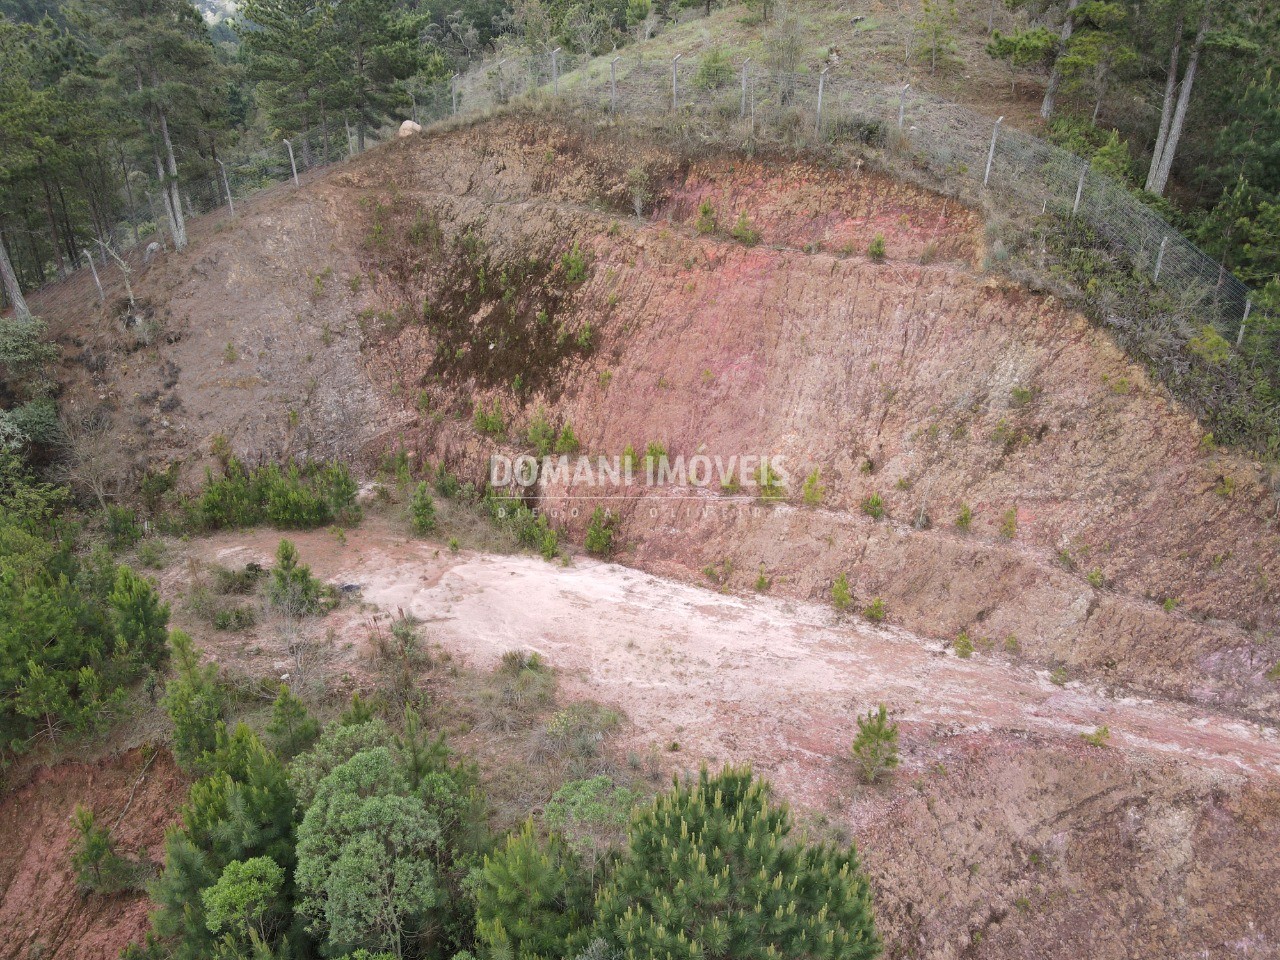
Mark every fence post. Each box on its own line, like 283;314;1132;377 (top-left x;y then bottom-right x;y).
1237;299;1252;347
344;119;355;156
672;54;682;111
983;116;1003;187
83;250;104;303
216;159;234;215
451;74;460;114
611;55;620;114
741;58;752;118
283;139;299;186
1073;160;1088;216
552;48;561;96
1153;235;1168;282
815;66;829;135
497;59;507;102
898;83;910;130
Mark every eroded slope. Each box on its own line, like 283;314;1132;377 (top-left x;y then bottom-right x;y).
38;116;1280;717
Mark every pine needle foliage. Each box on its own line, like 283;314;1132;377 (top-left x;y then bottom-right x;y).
594;765;881;960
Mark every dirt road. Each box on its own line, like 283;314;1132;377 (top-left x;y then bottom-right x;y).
180;523;1280;957
200;524;1280;804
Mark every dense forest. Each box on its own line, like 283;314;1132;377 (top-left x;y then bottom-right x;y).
0;0;1278;324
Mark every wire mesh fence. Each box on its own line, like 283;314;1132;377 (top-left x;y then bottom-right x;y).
59;121;391;286
61;39;1265;349
412;46;1265;347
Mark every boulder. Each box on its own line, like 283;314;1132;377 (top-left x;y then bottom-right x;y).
398;120;423;138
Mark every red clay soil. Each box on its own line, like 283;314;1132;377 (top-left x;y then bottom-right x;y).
27;116;1280;719
0;748;186;960
15;114;1280;959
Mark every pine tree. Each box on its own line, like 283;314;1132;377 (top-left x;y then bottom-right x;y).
986;27;1056;94
160;630;224;770
71;804;124;891
1056;2;1138;122
237;0;346;155
410;482;437;535
265;682;319;759
80;0;226;249
915;0;958;74
594;766;881;960
850;705;899;785
149;723;296;958
268;538;322;615
110;565;170;667
475;820;589;960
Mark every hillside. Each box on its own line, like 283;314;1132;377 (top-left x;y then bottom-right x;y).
2;2;1280;958
8;109;1279;958
37;116;1279;714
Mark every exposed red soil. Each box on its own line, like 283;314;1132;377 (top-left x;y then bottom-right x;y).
16;113;1280;959
0;748;186;960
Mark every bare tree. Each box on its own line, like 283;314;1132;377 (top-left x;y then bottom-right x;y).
59;413;136;508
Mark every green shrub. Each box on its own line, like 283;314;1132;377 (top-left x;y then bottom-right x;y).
730;212;760;246
643;441;667;471
527;409;556;457
561;242;589;283
802;468;824;505
695;199;718;234
954;631;974;658
474;399;506;437
137;539;167;569
693;47;733;89
540;701;621;759
860;492;885;519
104;505;142;550
1086;567;1105;588
832;572;852;612
554;422;580;454
213;562;265;595
1081;726;1111;747
201;856;285;948
544;775;637;844
585;507;614;557
193;458;359;531
867;234;886;261
863;597;886;622
754;564;771;592
295;740;480;957
956;503;973;531
755;461;786;501
851;704;899;783
213;606;256;631
999;508;1018;539
410;482;437;535
486;494;560;560
594;766;880;960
